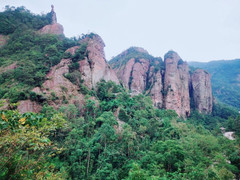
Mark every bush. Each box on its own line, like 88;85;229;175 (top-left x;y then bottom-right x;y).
72;43;87;62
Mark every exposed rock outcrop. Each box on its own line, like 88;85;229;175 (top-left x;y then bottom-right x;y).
130;59;149;93
0;62;18;74
110;47;164;108
32;46;84;109
38;5;64;35
113;58;135;89
18;100;42;113
149;69;163;108
0;35;8;47
50;5;57;24
78;34;119;88
163;51;190;117
29;36;118;111
191;69;213;114
39;23;64;35
110;48;213;117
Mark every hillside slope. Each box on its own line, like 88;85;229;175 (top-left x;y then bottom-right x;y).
1;6;240;180
189;59;240;109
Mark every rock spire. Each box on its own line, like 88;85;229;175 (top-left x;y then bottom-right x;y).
51;5;57;24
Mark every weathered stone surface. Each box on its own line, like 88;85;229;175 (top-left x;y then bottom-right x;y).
38;5;63;35
18;100;42;113
130;59;149;93
0;35;8;47
149;69;163;108
31;46;86;109
164;51;190;117
79;34;119;88
32;57;84;109
111;49;214;117
50;5;57;24
110;48;164;108
66;46;80;55
79;58;92;88
191;69;213;114
38;23;64;35
0;62;18;74
113;107;125;134
114;58;135;89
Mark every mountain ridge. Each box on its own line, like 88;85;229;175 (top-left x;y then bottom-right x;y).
1;6;240;180
110;49;213;117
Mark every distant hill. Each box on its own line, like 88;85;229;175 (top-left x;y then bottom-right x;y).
189;59;240;109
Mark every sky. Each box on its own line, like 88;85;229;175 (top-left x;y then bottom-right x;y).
1;0;240;62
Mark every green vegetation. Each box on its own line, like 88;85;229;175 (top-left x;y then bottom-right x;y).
0;6;52;35
109;47;164;69
0;105;67;179
109;47;164;93
0;6;79;103
189;59;240;109
1;6;240;180
1;81;240;179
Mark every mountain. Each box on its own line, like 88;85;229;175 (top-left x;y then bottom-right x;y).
0;6;118;113
189;59;240;109
109;47;213;117
1;6;240;180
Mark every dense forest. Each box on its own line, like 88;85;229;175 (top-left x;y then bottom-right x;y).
1;6;240;180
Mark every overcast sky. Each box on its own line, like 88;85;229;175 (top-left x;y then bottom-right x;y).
1;0;240;62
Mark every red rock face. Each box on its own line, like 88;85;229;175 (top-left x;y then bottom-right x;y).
112;58;150;93
149;69;163;108
191;69;213;114
114;58;135;89
164;52;190;117
32;57;85;109
29;37;118;111
111;53;164;107
38;23;64;35
111;49;213;117
0;62;18;74
130;59;150;93
78;35;119;88
66;46;80;55
18;100;42;113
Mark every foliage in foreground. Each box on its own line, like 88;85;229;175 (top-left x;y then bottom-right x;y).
1;81;240;179
0;6;240;180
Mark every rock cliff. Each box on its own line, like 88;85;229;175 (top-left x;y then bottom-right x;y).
38;23;64;35
110;47;164;108
163;51;190;117
17;34;119;113
31;46;85;110
110;48;213;117
191;69;213;114
38;5;64;35
78;34;119;88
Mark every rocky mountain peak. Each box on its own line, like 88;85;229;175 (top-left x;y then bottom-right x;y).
163;51;190;117
38;5;64;35
78;33;119;88
110;49;213;118
51;5;57;24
